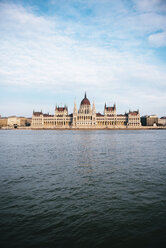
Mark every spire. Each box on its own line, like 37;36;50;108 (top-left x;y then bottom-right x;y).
85;92;87;98
105;103;106;109
92;101;96;114
73;100;77;114
64;104;68;110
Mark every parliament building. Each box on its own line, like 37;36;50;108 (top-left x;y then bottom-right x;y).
32;93;141;128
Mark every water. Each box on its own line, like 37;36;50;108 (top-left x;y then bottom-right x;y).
0;130;166;248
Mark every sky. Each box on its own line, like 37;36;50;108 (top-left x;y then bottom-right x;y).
0;0;166;117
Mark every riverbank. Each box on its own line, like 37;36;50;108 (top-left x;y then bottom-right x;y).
1;126;166;130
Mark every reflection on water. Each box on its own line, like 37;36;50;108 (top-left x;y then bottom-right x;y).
0;130;166;248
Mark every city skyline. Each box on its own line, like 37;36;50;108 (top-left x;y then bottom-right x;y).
31;92;141;129
0;0;166;117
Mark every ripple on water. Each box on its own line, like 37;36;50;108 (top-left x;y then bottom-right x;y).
0;130;166;248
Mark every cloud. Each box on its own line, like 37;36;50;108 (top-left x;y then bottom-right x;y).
133;0;166;13
148;31;166;47
131;0;166;48
0;1;166;116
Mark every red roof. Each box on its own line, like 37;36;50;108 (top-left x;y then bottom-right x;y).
81;98;90;105
43;114;54;117
106;107;114;111
96;113;104;116
56;107;67;111
129;111;138;116
81;92;90;105
33;112;42;116
105;103;116;111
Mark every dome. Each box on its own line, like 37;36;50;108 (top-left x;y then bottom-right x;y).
81;92;90;105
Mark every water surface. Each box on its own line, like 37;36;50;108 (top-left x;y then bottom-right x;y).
0;130;166;248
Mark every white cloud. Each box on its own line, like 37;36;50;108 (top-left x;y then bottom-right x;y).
148;31;166;47
0;1;166;116
133;0;166;13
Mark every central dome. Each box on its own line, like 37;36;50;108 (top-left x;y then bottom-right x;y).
81;92;90;105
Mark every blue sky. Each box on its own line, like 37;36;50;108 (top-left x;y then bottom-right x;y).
0;0;166;117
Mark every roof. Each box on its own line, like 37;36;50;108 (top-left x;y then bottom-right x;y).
56;107;67;111
43;114;54;117
129;111;139;116
96;112;104;116
33;112;43;116
105;107;115;111
105;104;116;111
81;92;90;105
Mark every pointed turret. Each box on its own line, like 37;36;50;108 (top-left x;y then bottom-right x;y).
64;104;68;110
92;101;96;114
73;100;77;114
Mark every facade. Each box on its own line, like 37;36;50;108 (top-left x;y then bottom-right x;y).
141;115;158;126
0;118;7;128
32;93;141;128
158;117;166;126
7;116;31;128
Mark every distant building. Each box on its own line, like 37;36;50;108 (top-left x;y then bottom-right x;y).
32;93;141;128
0;117;7;128
141;115;158;126
127;111;141;127
7;117;31;128
158;117;166;126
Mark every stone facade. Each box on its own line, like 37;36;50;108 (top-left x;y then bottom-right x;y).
7;117;31;128
141;115;158;126
32;93;141;128
158;117;166;126
0;118;7;128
